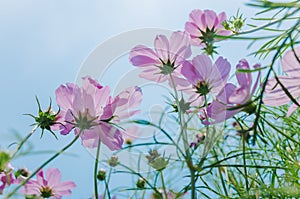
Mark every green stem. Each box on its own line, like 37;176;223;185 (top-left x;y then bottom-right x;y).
242;132;249;194
11;125;38;159
94;139;102;199
104;179;111;199
262;117;300;145
213;149;228;196
169;74;196;199
160;171;168;199
6;130;82;199
103;168;112;199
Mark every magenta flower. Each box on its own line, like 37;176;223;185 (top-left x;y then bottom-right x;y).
264;46;300;116
55;76;142;150
181;55;230;105
129;31;191;83
21;168;76;199
185;9;231;46
206;59;260;124
0;172;14;195
0;163;16;195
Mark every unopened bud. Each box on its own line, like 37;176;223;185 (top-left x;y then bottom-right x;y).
136;177;146;189
108;155;119;167
97;169;106;181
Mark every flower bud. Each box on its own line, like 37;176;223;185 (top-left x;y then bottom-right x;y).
136;177;146;189
15;168;30;181
149;157;168;171
108;155;119;167
96;169;106;181
146;149;168;171
26;97;60;139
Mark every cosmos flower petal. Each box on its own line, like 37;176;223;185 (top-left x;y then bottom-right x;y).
181;60;201;85
281;46;300;77
46;168;61;187
154;35;170;61
129;45;159;67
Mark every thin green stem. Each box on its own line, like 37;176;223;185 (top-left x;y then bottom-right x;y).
11;125;38;159
94;139;102;199
262;117;300;145
104;179;111;199
169;74;196;199
103;168;112;199
160;171;168;199
6;130;82;199
242;132;249;194
213;149;228;197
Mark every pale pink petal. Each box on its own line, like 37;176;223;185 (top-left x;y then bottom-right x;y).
250;64;261;96
80;128;100;148
139;67;167;82
236;59;252;87
154;35;169;62
181;60;201;85
229;87;250;104
206;100;239;124
36;170;46;186
99;123;123;150
209;56;231;93
20;181;41;195
216;83;237;103
214;56;231;81
217;29;232;36
46;168;61;187
201;10;218;30
169;72;191;90
55;83;77;110
192;55;213;80
112;86;143;120
129;45;159;67
82;76;103;94
94;86;111;112
185;22;202;38
264;77;300;106
189;9;203;28
281;46;300;77
169;31;191;63
217;12;227;26
53;181;76;196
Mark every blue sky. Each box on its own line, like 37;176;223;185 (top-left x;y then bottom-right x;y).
0;0;260;198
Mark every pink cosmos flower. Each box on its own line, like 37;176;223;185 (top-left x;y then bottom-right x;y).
185;9;231;46
181;54;231;105
206;59;260;124
0;163;16;195
129;31;191;83
0;172;14;194
21;168;76;199
55;76;142;150
264;46;300;116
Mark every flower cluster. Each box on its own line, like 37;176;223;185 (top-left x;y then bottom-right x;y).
129;9;260;126
2;4;300;199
